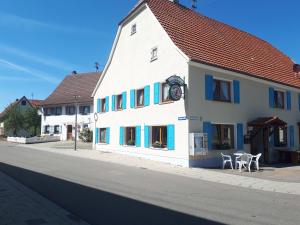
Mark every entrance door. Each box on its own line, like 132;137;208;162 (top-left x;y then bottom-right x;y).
67;125;73;140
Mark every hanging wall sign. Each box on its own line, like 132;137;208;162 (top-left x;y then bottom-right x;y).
166;75;186;101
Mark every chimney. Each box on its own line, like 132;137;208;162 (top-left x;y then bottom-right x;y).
293;64;300;73
72;70;78;75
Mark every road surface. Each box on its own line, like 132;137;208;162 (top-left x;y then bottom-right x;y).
0;141;299;225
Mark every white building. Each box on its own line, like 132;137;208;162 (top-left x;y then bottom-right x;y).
0;96;42;137
41;72;101;141
92;0;300;167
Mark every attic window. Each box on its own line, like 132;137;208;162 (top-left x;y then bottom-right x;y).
131;24;137;35
21;100;27;106
151;47;158;62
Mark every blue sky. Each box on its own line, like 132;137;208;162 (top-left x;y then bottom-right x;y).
0;0;299;111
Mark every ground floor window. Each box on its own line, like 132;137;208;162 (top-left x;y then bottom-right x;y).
152;126;167;149
274;126;287;147
99;128;107;143
54;125;60;134
125;127;136;146
212;124;234;150
44;125;50;134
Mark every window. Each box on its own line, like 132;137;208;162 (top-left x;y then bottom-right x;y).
54;125;60;134
44;125;50;134
136;89;144;107
152;126;167;149
274;126;287;147
116;94;123;110
151;47;158;61
99;128;107;143
274;90;285;109
125;127;136;146
79;106;90;115
161;82;171;103
44;108;54;116
101;98;106;112
55;107;62;115
212;124;234;150
131;23;136;35
213;79;231;102
21;100;27;106
66;106;76;115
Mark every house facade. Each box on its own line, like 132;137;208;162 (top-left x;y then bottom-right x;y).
92;0;300;167
0;96;42;137
41;72;101;141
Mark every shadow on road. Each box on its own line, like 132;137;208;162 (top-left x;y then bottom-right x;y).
0;162;225;225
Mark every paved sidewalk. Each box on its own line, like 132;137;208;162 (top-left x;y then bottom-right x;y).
21;143;300;196
0;171;89;225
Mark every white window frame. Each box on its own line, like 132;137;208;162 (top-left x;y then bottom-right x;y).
150;47;158;62
135;88;145;108
131;23;137;35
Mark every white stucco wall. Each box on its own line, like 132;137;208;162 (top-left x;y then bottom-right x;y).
188;63;300;166
41;105;94;141
94;6;190;166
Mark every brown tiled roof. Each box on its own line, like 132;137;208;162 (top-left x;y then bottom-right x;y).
29;100;42;108
42;72;102;106
139;0;299;88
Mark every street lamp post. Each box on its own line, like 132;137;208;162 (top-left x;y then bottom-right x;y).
74;95;81;151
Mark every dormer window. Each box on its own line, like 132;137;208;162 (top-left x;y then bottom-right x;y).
151;47;158;62
131;24;137;35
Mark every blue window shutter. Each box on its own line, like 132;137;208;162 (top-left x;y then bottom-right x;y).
144;85;150;106
237;123;244;150
111;95;115;111
119;127;124;145
269;87;275;108
289;125;295;148
95;128;99;144
205;75;213;101
286;91;291;111
106;128;110;144
154;82;160;104
136;126;141;147
130;90;135;108
167;125;175;150
105;96;109;112
233;80;240;104
97;99;100;113
203;121;212;150
144;126;150;148
122;92;127;109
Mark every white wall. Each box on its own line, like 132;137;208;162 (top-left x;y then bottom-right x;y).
94;6;190;166
188;63;300;166
41;105;94;141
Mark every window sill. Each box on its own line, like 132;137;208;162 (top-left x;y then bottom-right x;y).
150;57;158;62
135;105;145;109
159;100;173;105
150;147;168;151
98;142;108;145
212;99;232;103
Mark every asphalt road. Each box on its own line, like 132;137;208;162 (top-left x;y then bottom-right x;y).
0;141;299;225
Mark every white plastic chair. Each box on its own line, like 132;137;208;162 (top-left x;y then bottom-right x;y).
221;153;233;170
250;153;262;171
235;154;253;173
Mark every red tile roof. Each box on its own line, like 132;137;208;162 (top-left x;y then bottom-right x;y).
42;72;102;106
29;100;42;108
141;0;299;88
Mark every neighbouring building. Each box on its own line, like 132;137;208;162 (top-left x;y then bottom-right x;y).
41;72;101;141
0;96;42;137
92;0;300;167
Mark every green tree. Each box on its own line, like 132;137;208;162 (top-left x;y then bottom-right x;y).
3;105;24;136
23;108;41;137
